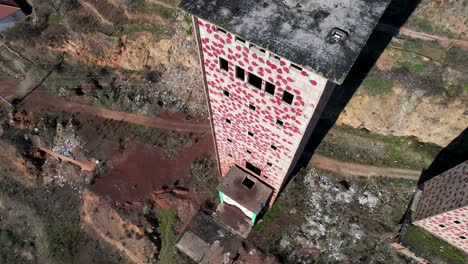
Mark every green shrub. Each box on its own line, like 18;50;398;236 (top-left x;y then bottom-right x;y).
157;208;178;264
361;75;393;96
402;225;467;264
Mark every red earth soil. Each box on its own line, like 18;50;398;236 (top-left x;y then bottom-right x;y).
89;133;214;204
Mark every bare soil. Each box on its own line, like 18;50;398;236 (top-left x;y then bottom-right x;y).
90;132;213;205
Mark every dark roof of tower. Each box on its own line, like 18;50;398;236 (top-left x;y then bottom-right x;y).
180;0;391;84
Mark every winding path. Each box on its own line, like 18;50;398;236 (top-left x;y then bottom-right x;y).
2;77;421;180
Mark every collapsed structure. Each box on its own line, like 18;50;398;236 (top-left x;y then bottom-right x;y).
177;0;391;262
411;160;468;252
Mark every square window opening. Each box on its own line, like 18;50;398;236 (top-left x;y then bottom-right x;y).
248;73;262;89
265;82;276;95
460;236;467;240
267;162;272;166
291;63;302;72
227;138;232;143
242;177;255;189
223;90;230;97
438;224;445;228
249;104;256;111
236;66;245;81
276;119;284;126
246;150;252;154
270;54;281;61
217;27;227;34
282;91;294;104
454;220;461;224
246;161;262;176
228;153;232;157
235;36;246;44
226;118;231;124
248;131;254;137
271;145;277;150
219;57;229;71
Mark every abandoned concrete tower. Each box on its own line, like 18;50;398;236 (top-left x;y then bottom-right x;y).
411;160;468;253
180;0;391;223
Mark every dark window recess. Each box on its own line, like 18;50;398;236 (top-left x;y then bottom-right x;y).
223;90;230;97
236;36;246;43
259;48;266;53
265;82;275;95
249;104;256;111
267;162;272;166
217;27;227;34
282;91;294;104
248;73;262;89
248;131;254;137
274;55;281;60
246;150;252;154
276;119;284;126
242;177;255;189
461;236;467;240
291;63;302;71
220;57;229;71
454;220;461;224
236;66;245;80
246;161;261;176
438;224;445;228
271;145;277;150
228;154;232;157
227;138;232;143
226;118;231;124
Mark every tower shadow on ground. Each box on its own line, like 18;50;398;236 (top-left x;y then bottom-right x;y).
417;128;468;185
282;0;422;191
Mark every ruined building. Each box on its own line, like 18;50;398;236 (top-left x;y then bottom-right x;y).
181;0;391;222
411;160;468;252
180;0;390;227
180;0;393;222
176;1;392;262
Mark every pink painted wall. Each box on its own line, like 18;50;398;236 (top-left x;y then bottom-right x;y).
413;161;468;252
196;18;329;201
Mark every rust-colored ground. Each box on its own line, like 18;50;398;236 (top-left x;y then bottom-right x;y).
90;133;213;204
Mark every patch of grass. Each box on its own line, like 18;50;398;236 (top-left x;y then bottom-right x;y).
157;208;178;264
398;61;424;74
183;13;192;24
447;47;468;73
402;225;467;264
316;125;442;170
361;74;393;96
45;223;88;263
402;40;422;53
464;84;468;92
254;200;285;233
48;13;62;25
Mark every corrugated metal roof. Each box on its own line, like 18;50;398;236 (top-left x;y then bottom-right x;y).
0;4;20;21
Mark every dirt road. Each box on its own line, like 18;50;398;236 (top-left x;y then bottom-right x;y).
21;89;211;133
309;154;421;180
3;77;421;180
399;27;468;50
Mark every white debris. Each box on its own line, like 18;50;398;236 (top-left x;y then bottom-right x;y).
358;191;379;209
350;224;364;240
336;186;356;203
